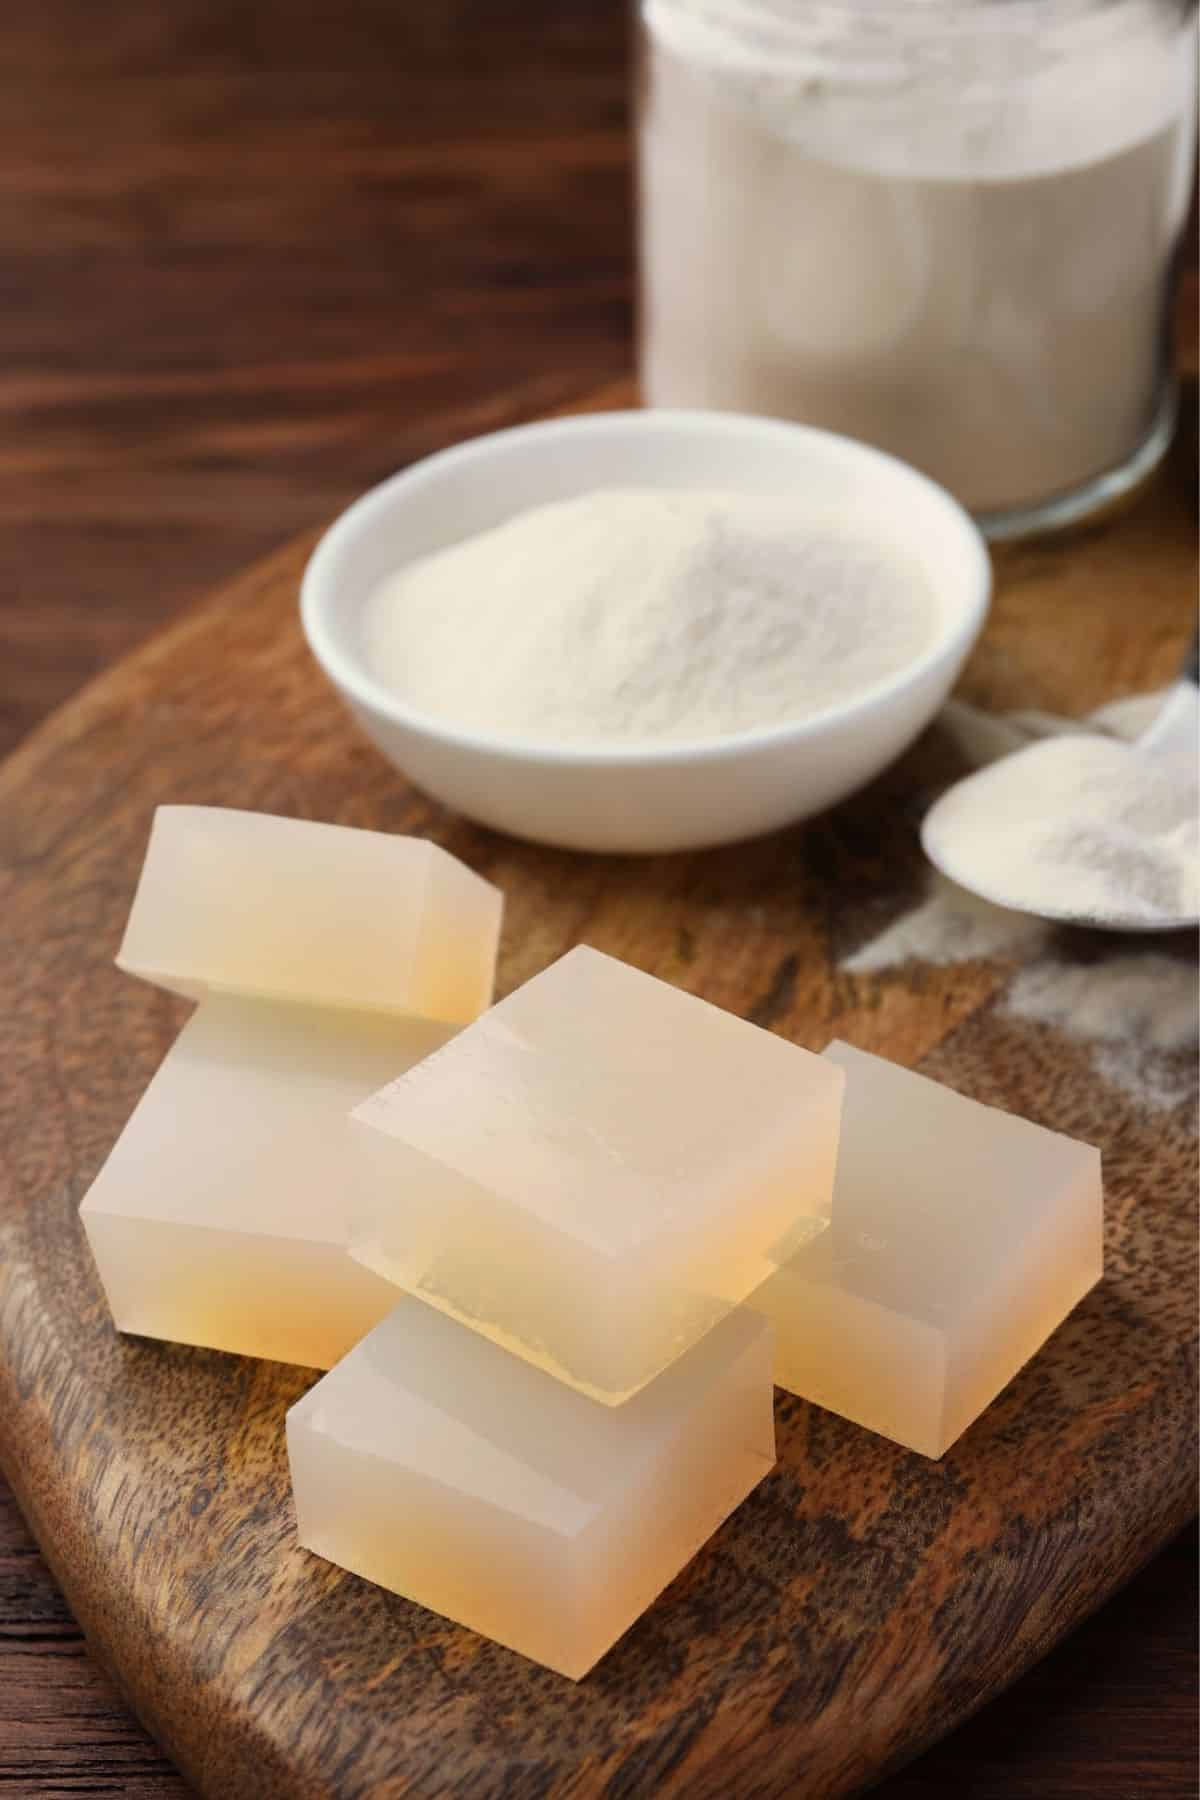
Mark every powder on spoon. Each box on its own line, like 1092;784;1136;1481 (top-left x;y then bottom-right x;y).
361;489;939;746
922;733;1199;929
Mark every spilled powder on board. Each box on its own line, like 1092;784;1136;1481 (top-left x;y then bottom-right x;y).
842;874;1049;974
843;690;1198;1118
1003;954;1199;1116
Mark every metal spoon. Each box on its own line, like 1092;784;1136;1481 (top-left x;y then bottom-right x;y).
920;639;1199;933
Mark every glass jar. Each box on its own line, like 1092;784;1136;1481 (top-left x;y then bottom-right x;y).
636;0;1198;538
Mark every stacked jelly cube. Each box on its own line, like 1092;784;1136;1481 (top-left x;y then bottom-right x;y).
82;807;501;1369
301;942;841;1677
82;806;1102;1679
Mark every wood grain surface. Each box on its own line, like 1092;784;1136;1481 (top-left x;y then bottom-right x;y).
0;386;1197;1797
0;3;1196;1795
0;0;631;760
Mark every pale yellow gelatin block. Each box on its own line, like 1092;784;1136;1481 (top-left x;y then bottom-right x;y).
348;945;842;1404
116;805;502;1025
751;1041;1103;1459
80;994;453;1368
287;1297;775;1679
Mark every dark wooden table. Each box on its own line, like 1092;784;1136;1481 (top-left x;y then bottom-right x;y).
0;4;1195;1795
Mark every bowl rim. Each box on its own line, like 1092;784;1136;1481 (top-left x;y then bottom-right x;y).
300;408;992;769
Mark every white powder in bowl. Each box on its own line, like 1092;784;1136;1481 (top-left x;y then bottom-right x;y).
922;734;1199;930
361;488;939;747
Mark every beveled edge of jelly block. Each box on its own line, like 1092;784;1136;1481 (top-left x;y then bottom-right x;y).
346;1094;798;1405
820;1038;1104;1325
341;1257;656;1407
78;993;457;1231
750;1240;950;1460
285;1303;778;1679
288;1301;774;1520
286;1407;587;1678
409;844;503;1024
115;804;502;1021
935;1143;1104;1457
416;832;504;915
563;1308;777;1677
132;803;475;868
760;1041;1106;1458
79;1204;400;1369
284;1297;627;1516
351;943;844;1261
823;1038;1105;1165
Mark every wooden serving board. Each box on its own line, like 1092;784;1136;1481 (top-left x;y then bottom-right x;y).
1;391;1196;1800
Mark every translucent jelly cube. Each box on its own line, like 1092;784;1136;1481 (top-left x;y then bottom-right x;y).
80;995;453;1369
116;806;502;1025
751;1041;1103;1459
287;1298;775;1679
348;945;842;1404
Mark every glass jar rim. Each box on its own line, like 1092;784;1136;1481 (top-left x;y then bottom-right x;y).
642;0;1198;79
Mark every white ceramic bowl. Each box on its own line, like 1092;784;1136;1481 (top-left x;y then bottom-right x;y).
301;410;990;853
